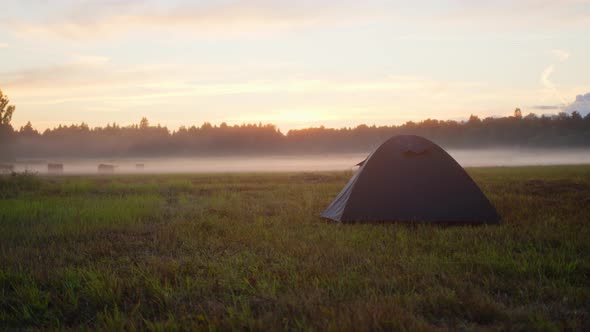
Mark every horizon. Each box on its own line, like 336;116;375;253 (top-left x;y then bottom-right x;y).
9;108;589;134
1;1;590;132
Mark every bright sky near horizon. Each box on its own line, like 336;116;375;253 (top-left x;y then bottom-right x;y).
1;0;589;131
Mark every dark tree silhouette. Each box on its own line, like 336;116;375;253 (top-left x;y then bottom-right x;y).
19;121;39;137
0;88;16;161
0;89;15;127
2;110;590;158
139;117;150;130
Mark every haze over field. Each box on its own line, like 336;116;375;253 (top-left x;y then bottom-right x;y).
9;149;590;174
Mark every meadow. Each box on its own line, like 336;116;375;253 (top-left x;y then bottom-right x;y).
0;166;589;330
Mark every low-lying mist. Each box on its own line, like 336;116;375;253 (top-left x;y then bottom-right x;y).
8;149;590;175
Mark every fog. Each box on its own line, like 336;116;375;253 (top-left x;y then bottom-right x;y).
8;149;590;175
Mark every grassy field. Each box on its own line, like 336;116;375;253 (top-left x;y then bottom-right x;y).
0;166;589;330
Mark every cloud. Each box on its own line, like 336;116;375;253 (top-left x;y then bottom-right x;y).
3;59;488;127
0;42;8;48
1;57;480;98
70;55;110;66
541;65;555;89
531;105;562;110
440;1;590;29
6;1;389;39
0;59;119;91
540;48;572;104
563;93;590;116
551;49;570;62
7;0;590;40
535;93;590;116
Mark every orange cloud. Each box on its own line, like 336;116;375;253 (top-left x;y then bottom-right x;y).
8;1;388;39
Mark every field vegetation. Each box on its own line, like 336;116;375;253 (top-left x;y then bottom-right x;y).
1;166;589;330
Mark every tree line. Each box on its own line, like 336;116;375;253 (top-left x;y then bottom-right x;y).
1;89;590;159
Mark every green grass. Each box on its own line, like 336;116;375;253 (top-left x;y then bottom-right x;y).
1;166;589;330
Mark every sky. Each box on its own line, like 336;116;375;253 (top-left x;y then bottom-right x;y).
1;0;589;132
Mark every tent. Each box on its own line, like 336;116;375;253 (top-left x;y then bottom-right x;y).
321;135;499;224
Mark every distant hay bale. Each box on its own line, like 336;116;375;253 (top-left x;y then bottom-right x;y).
98;164;116;174
0;164;15;174
48;163;64;173
136;163;145;169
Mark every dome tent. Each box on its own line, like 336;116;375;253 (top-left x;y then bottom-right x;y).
321;135;499;224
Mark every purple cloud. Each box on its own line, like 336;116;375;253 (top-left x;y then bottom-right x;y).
564;93;590;116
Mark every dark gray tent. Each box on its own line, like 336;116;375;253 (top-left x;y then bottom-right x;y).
321;135;499;224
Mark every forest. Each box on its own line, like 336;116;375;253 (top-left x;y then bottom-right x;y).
1;88;590;158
